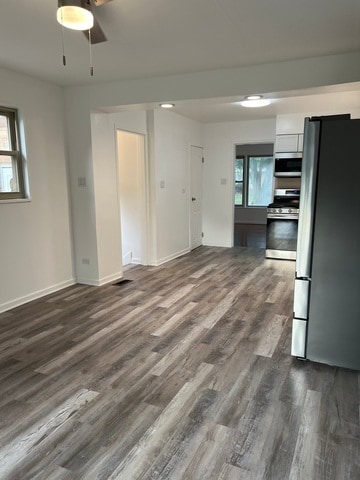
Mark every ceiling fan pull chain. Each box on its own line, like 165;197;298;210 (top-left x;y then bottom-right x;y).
60;11;66;66
89;28;94;76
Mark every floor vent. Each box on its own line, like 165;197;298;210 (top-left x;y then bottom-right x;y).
113;279;133;286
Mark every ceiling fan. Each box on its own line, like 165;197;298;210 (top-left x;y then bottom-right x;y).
57;0;113;44
86;0;113;44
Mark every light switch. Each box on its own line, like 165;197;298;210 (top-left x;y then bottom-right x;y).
160;180;165;188
78;177;86;187
220;178;227;185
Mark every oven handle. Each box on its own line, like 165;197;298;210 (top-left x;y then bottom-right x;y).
267;213;299;220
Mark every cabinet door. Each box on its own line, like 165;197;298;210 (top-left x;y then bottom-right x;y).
275;134;299;152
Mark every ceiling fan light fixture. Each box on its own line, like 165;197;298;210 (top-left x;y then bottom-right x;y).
57;2;94;31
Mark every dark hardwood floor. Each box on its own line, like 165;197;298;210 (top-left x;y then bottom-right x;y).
0;246;358;479
234;223;266;248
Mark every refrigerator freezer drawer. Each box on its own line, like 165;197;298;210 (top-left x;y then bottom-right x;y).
291;318;307;358
294;278;310;319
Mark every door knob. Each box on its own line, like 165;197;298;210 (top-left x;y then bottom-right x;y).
192;197;196;201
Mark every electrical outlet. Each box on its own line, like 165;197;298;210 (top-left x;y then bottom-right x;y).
82;258;90;265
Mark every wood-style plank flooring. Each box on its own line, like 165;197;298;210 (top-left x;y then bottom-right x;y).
0;246;359;480
234;224;266;248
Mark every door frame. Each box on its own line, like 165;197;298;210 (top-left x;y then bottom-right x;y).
115;129;150;266
189;144;204;250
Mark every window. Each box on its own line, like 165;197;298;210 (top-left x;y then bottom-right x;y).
234;144;273;208
0;107;25;200
234;157;244;206
247;156;273;206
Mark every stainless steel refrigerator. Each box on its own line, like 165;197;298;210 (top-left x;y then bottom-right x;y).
291;114;360;370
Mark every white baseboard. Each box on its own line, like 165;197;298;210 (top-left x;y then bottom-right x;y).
131;257;143;265
202;242;231;248
122;251;132;265
151;247;191;267
77;271;123;287
0;278;76;314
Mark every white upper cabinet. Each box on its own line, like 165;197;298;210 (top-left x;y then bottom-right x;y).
275;134;303;153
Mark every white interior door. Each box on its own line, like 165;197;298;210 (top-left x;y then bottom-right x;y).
190;145;203;249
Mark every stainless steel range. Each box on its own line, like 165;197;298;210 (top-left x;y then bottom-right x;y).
265;189;300;260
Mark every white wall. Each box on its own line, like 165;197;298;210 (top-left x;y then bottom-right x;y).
87;108;202;279
203;119;276;247
89;110;147;284
0;68;74;312
151;109;203;264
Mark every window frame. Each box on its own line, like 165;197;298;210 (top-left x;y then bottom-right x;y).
234;155;244;207
0;107;26;200
234;145;274;208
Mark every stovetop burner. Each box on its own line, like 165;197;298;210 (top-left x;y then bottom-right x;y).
267;188;300;216
268;199;300;209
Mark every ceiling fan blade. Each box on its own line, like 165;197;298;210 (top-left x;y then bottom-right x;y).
83;15;108;44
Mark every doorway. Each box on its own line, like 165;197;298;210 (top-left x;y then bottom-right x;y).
233;143;274;247
190;145;203;250
116;130;148;266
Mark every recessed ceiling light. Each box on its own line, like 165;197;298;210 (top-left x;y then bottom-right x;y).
160;103;175;109
245;95;262;101
239;97;271;108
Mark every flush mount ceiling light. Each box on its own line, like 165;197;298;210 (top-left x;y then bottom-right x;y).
239;95;271;108
160;103;175;109
57;1;94;31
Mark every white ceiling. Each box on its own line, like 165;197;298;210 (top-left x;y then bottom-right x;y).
99;84;360;123
1;0;360;122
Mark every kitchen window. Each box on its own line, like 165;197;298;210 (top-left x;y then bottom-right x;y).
0;107;26;200
234;156;244;206
234;144;274;208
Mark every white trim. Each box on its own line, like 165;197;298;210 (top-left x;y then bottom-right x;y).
77;277;101;286
203;241;232;248
77;271;123;287
151;247;191;266
0;198;32;204
115;128;150;270
189;144;204;251
131;257;143;265
0;278;76;314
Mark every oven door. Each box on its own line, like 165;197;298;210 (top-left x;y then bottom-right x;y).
266;214;298;260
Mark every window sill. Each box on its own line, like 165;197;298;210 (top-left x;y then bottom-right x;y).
0;197;32;204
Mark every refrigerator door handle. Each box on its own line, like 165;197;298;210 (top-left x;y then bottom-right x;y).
291;319;307;358
295;118;320;278
292;278;310;358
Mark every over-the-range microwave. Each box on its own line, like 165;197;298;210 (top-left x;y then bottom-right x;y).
274;152;302;177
